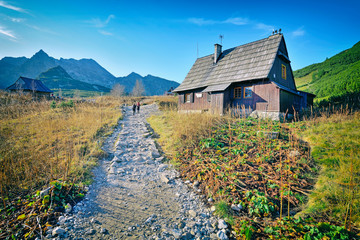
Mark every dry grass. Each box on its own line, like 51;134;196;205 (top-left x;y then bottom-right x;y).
291;111;360;230
148;98;359;237
151;95;178;111
148;109;221;157
0;92;123;203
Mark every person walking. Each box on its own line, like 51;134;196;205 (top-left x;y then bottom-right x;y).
136;101;140;113
132;103;136;115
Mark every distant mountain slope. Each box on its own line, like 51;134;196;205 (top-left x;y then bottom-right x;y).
294;41;360;99
0;49;179;96
116;72;180;95
37;66;110;92
58;58;116;87
0;50;117;89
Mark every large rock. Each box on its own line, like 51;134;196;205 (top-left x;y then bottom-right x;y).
188;210;197;218
217;229;229;240
160;174;170;184
218;219;228;229
52;227;66;236
158;164;168;172
231;204;242;212
152;151;161;158
172;229;182;239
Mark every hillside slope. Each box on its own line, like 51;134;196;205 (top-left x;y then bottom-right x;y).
37;66;110;92
0;50;179;96
116;72;180;96
0;50;117;89
294;41;360;99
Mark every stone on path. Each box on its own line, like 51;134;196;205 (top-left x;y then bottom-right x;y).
218;219;228;229
231;204;241;212
188;210;197;218
52;227;66;236
59;104;217;239
217;229;229;240
160;174;170;184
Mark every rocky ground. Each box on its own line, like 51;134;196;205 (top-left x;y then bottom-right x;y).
46;104;230;240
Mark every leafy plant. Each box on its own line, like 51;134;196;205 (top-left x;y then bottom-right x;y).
244;190;276;217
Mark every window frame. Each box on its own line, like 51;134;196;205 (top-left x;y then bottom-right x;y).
244;86;252;98
184;93;191;103
281;64;287;80
233;87;242;99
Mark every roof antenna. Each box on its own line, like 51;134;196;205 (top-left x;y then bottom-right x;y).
279;28;282;33
219;34;224;45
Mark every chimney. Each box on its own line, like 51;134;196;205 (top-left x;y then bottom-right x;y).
214;43;222;64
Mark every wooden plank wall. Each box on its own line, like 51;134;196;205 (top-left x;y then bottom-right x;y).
226;80;280;112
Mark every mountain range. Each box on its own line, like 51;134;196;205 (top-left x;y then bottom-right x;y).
294;41;360;101
0;50;179;96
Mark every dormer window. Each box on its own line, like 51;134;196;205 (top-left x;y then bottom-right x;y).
282;64;287;80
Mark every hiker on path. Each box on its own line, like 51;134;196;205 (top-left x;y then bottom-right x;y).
136;101;140;113
132;103;136;115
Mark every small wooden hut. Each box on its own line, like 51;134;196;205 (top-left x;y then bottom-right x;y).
6;76;53;99
173;33;315;119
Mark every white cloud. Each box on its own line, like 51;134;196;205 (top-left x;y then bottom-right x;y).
188;18;215;26
256;23;274;32
27;24;58;35
88;14;115;28
0;1;27;13
187;17;279;37
98;30;113;36
188;17;248;26
223;17;248;25
9;17;25;22
0;25;17;39
292;27;305;37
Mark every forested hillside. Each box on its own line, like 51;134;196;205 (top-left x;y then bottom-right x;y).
294;41;360;100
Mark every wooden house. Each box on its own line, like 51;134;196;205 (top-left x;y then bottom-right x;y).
6;76;53;98
173;33;315;119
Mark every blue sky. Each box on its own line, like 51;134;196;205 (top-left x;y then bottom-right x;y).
0;0;359;83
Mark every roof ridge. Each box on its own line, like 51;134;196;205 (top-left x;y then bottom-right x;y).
174;34;284;92
196;34;282;60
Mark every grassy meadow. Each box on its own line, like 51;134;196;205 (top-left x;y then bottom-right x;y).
291;111;360;229
1;92;359;239
0;92;124;238
148;97;360;239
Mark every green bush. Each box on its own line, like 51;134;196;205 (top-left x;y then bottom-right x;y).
50;100;57;109
58;100;74;108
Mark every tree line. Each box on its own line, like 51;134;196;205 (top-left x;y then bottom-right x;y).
110;79;145;97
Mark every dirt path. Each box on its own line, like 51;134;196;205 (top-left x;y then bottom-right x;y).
48;104;225;240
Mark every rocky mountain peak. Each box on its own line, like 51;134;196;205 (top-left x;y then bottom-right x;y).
32;49;50;59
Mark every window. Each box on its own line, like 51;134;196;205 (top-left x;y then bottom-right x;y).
234;87;242;99
207;92;211;102
244;87;252;98
184;93;191;103
282;64;286;80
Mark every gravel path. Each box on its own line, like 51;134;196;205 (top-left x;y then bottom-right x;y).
47;104;228;240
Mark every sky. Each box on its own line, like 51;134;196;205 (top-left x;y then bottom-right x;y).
0;0;359;83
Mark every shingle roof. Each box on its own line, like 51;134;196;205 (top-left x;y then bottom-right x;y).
7;77;53;93
273;82;301;96
202;83;231;92
174;34;283;92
